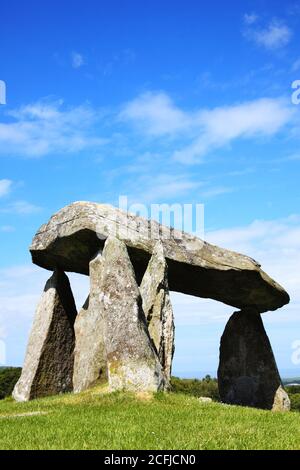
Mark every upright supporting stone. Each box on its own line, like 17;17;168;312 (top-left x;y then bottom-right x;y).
73;252;107;392
13;270;77;402
140;242;175;385
218;309;290;411
100;237;165;392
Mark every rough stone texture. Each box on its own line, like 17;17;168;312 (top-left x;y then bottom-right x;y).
140;242;175;384
13;270;77;402
100;236;165;392
218;309;290;410
30;202;289;313
73;252;107;393
272;386;291;412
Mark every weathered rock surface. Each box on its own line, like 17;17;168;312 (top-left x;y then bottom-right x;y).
218;309;290;411
272;386;291;412
29;202;289;313
100;237;165;392
13;270;77;402
140;242;175;384
73;252;107;393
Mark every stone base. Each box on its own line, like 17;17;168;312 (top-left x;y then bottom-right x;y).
140;242;175;386
100;237;165;392
13;270;77;402
73;252;107;393
218;309;290;411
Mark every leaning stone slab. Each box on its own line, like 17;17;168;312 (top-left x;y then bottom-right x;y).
218;309;290;411
100;237;165;392
73;252;107;393
13;270;77;402
140;242;175;384
30;202;289;313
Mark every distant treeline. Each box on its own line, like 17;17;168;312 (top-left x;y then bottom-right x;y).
0;368;299;411
0;367;21;399
171;375;220;401
285;386;300;412
171;376;300;412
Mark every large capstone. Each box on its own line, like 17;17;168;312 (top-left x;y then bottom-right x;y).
73;252;107;393
100;237;165;392
140;241;175;384
218;309;290;411
13;270;77;402
30;202;289;313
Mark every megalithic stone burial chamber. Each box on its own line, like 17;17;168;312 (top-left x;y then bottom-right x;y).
14;202;290;410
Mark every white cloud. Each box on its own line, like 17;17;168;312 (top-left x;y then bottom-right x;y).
201;186;233;198
134;173;201;203
0;225;15;232
0;200;41;215
245;20;292;50
0;179;12;197
176;98;293;163
0;100;107;158
120;92;192;136
207;215;300;308
244;13;259;25
121;92;294;164
71;52;85;69
0;92;294;163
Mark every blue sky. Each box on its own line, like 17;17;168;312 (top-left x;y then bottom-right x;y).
1;0;300;377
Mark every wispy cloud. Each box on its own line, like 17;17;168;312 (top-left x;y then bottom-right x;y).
120;91;294;164
201;186;233;198
174;97;293;163
0;200;41;215
208;215;300;312
0;91;295;164
0;100;107;157
244;19;292;50
244;13;259;25
71;52;85;69
129;173;202;203
0;179;12;197
120;92;191;136
0;225;15;233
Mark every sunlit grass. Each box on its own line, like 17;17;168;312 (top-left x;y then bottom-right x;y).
0;387;299;450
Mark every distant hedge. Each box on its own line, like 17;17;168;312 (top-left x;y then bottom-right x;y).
0;367;22;399
171;375;220;401
286;385;300;395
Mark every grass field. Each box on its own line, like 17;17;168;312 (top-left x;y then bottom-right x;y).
0;386;299;450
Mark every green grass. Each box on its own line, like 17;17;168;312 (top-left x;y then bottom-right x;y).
0;387;299;450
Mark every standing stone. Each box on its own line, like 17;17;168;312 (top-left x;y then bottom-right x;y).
100;237;165;392
140;242;175;385
73;252;107;392
13;270;77;402
218;308;290;411
272;386;291;412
